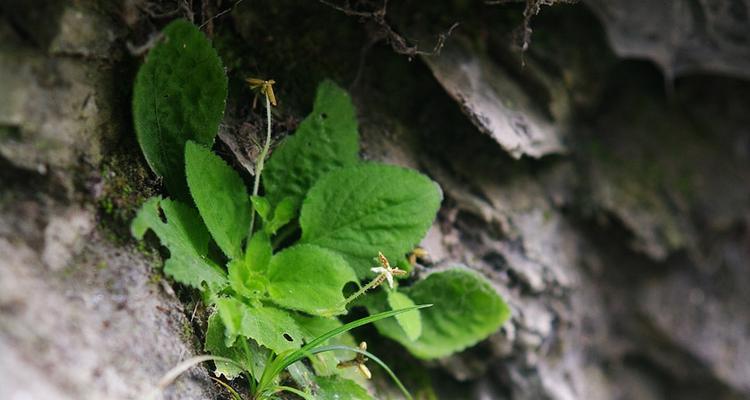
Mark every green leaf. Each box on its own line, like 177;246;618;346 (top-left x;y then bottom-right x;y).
185;141;250;259
267;244;358;316
388;291;422;341
133;19;228;198
215;297;304;354
205;312;268;380
300;163;442;278
251;195;272;223
315;376;373;400
262;80;359;209
131;197;227;290
265;197;297;235
371;269;510;359
228;259;269;300
244;231;272;272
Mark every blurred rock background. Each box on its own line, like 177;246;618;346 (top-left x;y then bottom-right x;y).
1;1;748;399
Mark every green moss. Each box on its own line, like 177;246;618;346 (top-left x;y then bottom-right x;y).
148;271;163;285
96;152;157;245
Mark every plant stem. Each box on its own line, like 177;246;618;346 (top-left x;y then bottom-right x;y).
247;94;272;249
339;273;385;308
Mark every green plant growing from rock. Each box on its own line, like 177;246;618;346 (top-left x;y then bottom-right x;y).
131;19;510;399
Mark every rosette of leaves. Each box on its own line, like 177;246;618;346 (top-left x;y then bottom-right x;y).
131;19;510;398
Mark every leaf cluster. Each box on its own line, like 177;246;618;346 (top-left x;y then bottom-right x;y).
131;20;510;399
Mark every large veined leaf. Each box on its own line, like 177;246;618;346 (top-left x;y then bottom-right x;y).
215;297;303;354
262;80;359;209
133;19;227;198
300;163;443;278
371;268;510;359
267;244;358;316
185;141;250;259
131;197;227;290
205;312;268;380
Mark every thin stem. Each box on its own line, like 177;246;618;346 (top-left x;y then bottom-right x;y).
340;274;385;307
145;355;243;400
247;94;273;249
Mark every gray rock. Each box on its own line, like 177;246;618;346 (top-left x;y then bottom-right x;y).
423;35;568;159
585;0;750;80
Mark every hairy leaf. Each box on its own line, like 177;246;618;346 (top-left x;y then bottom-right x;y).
250;195;272;223
131;197;227;290
185;141;250;259
267;245;358;316
372;269;510;359
228;259;269;300
388;291;422;341
205;312;268;380
262;80;359;209
133;19;227;198
215;297;303;353
315;376;373;400
244;231;272;273
265;197;297;235
300;163;442;278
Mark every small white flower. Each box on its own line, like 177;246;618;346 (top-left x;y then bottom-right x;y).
370;252;407;289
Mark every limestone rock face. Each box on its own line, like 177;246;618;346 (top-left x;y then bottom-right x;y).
0;3;217;399
2;1;749;399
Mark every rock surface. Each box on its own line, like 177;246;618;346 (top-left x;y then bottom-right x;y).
2;1;750;400
586;0;750;80
0;2;219;399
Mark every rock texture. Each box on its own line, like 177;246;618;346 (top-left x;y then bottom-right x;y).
586;0;750;80
0;2;218;399
2;1;750;400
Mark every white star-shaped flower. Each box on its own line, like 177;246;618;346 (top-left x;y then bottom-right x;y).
370;252;407;289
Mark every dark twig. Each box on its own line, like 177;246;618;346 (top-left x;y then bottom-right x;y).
319;0;458;58
199;0;245;31
485;0;577;61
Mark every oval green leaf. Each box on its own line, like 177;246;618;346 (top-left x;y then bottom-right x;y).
215;297;303;353
185;141;250;259
388;291;422;341
267;244;358;316
300;163;442;278
133;19;227;198
262;80;359;210
373;268;510;359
